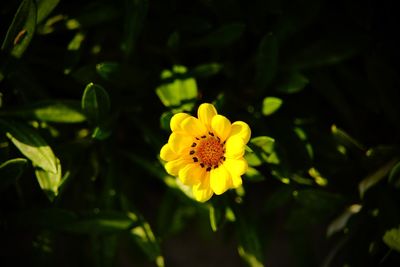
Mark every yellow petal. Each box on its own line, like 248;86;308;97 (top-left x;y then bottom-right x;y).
178;163;204;185
225;135;245;159
231;175;243;188
168;132;193;154
230;121;251;144
210;165;232;195
198;103;217;129
192;173;213;202
181;116;207;136
160;144;178;161
223;158;248;176
211;115;231;142
170;113;190;132
165;158;189;176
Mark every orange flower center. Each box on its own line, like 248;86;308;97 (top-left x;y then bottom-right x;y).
189;132;225;171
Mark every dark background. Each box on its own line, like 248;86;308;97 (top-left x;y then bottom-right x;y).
1;0;400;266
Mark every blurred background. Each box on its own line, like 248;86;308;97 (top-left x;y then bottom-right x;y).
1;0;400;266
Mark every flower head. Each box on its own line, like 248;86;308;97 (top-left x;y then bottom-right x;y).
160;103;251;202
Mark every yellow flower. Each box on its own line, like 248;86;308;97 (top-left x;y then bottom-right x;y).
160;103;251;202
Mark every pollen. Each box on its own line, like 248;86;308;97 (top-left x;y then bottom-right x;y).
195;136;225;167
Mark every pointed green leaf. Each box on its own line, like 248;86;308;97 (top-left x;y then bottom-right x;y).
191;63;223;78
60;211;136;234
236;212;264;267
250;136;275;153
209;203;225;232
37;0;60;24
0;119;58;173
1;100;86;123
0;158;27;192
276;72;309;94
255;33;278;91
193;22;245;47
1;0;37;58
34;157;62;201
262;97;282;116
389;161;400;188
359;158;398;198
121;0;148;57
82;83;111;125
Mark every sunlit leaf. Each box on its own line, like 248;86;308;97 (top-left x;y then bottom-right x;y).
82;83;111;125
37;0;60;24
331;125;366;152
383;227;400;253
156;65;197;109
1;0;37;58
34;157;62;201
1;100;86;123
0;119;58;173
0;158;27;192
262;97;282;116
250;136;275;154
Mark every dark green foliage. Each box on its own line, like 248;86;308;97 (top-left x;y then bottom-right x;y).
1;0;400;266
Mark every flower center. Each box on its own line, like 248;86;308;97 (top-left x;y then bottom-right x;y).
189;132;225;171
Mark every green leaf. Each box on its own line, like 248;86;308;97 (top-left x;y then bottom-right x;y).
383;227;400;252
160;111;173;131
0;119;58;173
244;167;265;182
121;0;148;57
130;218;164;266
37;0;60;24
0;100;86;123
190;63;223;78
34;157;62;201
284;33;366;70
276;72;309;94
331;125;366;152
250;136;275;154
255;33;278;91
66;3;119;29
120;197;164;267
82;83;111;125
389;161;400;188
96;62;120;81
193;22;245;47
1;0;37;58
0;158;27;192
209;203;225;232
156;65;198;108
358;158;398;199
262;97;282;116
60;211;136;234
236;212;264;267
